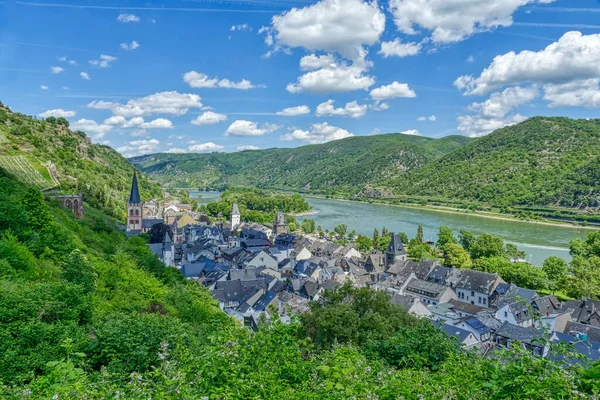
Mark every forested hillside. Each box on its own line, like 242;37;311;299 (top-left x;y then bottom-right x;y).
132;133;471;193
0;102;161;219
0;167;596;398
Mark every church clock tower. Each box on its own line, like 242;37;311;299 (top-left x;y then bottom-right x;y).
127;171;143;233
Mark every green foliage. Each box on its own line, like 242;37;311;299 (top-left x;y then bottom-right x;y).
356;235;373;252
442;243;471;268
436;226;457;248
376;235;392;252
408;239;436;261
458;229;476;253
301;219;316;233
300;283;415;348
416;224;424;242
333;224;347;237
132;133;471;194
470;233;505;259
62;249;97;293
22;188;53;232
542;256;568;293
0;231;37;273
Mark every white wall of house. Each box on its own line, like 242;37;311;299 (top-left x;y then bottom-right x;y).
456;288;490;307
296;247;312;261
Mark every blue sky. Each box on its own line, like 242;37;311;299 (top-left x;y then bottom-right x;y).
1;0;600;157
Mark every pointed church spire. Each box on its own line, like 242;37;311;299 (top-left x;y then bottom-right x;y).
163;230;172;243
128;171;141;204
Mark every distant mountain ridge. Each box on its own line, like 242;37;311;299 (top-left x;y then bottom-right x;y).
0;101;161;219
133;116;600;219
131;133;471;194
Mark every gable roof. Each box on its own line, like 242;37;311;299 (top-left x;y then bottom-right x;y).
439;323;477;344
495;322;546;346
456;270;501;294
405;278;449;300
232;203;240;215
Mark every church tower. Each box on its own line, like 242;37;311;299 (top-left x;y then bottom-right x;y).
273;211;288;236
126;171;143;233
231;203;241;229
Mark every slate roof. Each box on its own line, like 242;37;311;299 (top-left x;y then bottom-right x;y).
426;265;453;284
456;270;501;294
414;259;439;279
495;322;545;346
229;268;257;281
405;278;449;300
448;299;486;315
232;203;240;215
475;310;503;331
390;294;418;311
142;218;164;229
254;290;278;312
241;238;271;248
386;233;406;256
320;280;340;291
128;171;141;204
439;323;476;345
532;295;561;315
506;300;533;324
564;321;600;343
550;332;600;364
496;283;538;305
302;280;320;298
180;262;205;278
463;317;492;335
561;299;600;324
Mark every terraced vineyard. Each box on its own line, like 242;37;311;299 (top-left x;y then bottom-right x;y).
0;155;55;190
0;133;8;144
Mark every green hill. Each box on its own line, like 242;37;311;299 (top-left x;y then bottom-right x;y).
0;102;161;219
391;117;600;211
132;133;471;193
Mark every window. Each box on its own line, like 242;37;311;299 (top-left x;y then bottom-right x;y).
483;298;486;305
135;209;140;216
471;291;475;296
504;311;508;318
130;209;134;216
478;297;481;304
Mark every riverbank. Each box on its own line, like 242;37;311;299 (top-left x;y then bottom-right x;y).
301;194;598;231
287;210;319;217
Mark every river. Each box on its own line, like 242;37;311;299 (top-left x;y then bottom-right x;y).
192;191;591;266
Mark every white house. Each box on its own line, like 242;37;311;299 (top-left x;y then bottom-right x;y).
455;270;504;308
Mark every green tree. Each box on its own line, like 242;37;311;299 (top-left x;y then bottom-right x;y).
372;228;379;244
436;226;457;248
505;243;526;261
407;239;435;261
458;230;476;253
334;224;347;238
0;230;37;272
356;235;373;252
542;256;568;294
381;227;389;237
416;225;424;243
567;256;600;299
398;232;409;244
469;233;505;259
22;187;53;232
301;219;316;234
376;235;391;252
62;249;97;293
442;243;471;268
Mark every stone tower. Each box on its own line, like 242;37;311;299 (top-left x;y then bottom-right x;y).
162;230;175;267
273;211;288;236
126;171;143;233
385;233;407;266
231;203;241;229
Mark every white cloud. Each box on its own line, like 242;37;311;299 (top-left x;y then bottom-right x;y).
458;114;527;137
117;139;160;158
225;120;281;136
40;85;48;90
281;122;354;144
468;86;538;118
370;81;417;100
165;148;187;154
130;129;148;137
80;72;91;80
71;119;114;139
368;128;381;136
371;102;390;111
379;38;422;58
388;0;555;44
51;66;64;74
120;40;140;51
457;86;536;137
231;24;252;32
88;91;203;117
38;109;76;118
400;129;421;136
543;79;600;108
299;54;337;71
191;111;228;125
269;0;385;61
315;100;367;118
276;105;311;116
140;118;174;129
89;54;117;68
455;31;600;95
58;56;66;62
467;55;475;63
62;87;69;91
68;60;78;66
236;145;261;151
183;71;262;90
418;115;437;121
188;142;224;153
287;58;375;94
117;13;140;23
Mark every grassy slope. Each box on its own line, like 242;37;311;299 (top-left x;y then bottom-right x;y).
132;133;471;193
0;102;161;219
